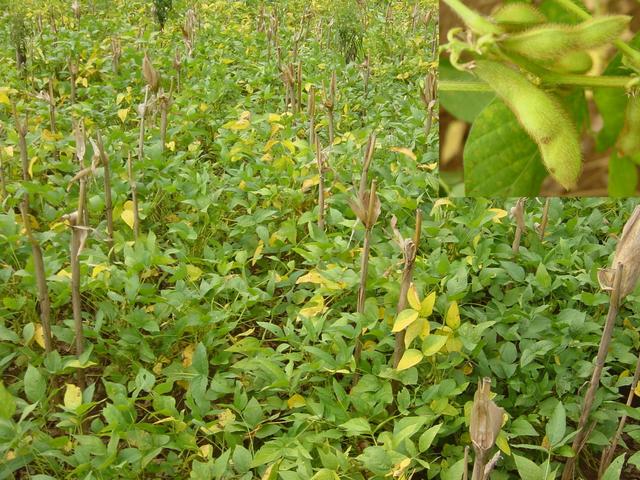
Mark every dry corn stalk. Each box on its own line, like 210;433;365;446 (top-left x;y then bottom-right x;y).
142;51;160;93
173;49;182;91
420;71;437;139
324;71;337;145
598;206;640;299
69;59;78;103
12;102;53;353
158;81;174;153
315;136;326;231
350;180;381;386
511;198;525;254
470;378;504;480
93;131;114;252
181;8;197;56
111;37;122;73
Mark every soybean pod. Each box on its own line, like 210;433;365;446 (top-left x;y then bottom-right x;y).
492;3;546;32
473;60;582;189
443;0;502;35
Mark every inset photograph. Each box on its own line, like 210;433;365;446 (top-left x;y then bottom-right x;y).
439;0;640;197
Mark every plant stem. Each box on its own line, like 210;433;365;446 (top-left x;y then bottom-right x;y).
315;136;325;231
562;263;624;480
96;131;114;254
352;180;377;386
512;198;525;255
598;350;640;476
392;210;422;370
13;104;53;354
128;152;140;240
539;198;550;241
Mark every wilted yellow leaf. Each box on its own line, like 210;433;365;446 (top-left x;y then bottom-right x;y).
407;284;421;311
165;141;176;152
296;270;345;290
404;317;424;348
186;265;203;281
116;93;126;105
224;118;250;131
392;309;419;333
252;240;264;266
76;76;88;88
41;130;58;142
489;208;508;223
420;292;436;317
117;108;129;123
33;323;46;349
91;264;109;278
182;344;195;367
287;394;306;408
267;113;281;123
28;156;38;179
301;175;320;192
298;294;326;319
199;103;208;112
63;383;82;410
3;146;13;158
635;382;640;398
0;90;10;105
495;431;511;455
199;444;213;458
390;146;417;161
57;268;72;279
121;201;135;229
446;301;460;329
397;348;423;371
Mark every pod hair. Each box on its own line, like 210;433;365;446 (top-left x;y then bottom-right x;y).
473;60;582;189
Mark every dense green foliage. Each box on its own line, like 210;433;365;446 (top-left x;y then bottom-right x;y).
0;0;436;478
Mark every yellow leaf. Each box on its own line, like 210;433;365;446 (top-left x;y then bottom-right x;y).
404;317;424;348
423;335;448;356
267;113;281;123
182;344;195;367
287;394;306;408
420;292;436;317
199;444;213;458
76;76;88;88
57;268;72;279
0;91;10;105
392;309;419;333
489;208;508;223
397;349;423;371
264;139;278;152
117;108;129;123
41;129;58;142
419;319;431;339
33;323;46;349
116;93;126;105
298;294;326;319
390;146;417;161
121;200;135;229
301;175;320;192
282;139;295;153
28;156;38;178
63;383;82;410
495;431;511;455
199;103;208;112
186;265;203;281
224;118;250;130
3;146;13;157
252;240;264;266
446;301;460;329
165;141;176;152
407;284;422;311
296;269;345;290
446;336;463;352
635;382;640;398
91;264;109;278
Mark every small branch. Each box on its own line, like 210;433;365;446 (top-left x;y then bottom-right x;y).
539;198;550;241
512;198;525;254
308;85;316;146
128;152;140;240
138;86;149;162
315;136;325;231
96;131;114;254
463;446;469;480
13;102;53;354
598;349;640;476
562;263;624;480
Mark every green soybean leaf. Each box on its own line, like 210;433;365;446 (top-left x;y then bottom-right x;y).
464;99;547;196
0;382;16;420
601;453;626;480
24;364;46;403
514;454;545;480
546;401;566;447
609;153;638;196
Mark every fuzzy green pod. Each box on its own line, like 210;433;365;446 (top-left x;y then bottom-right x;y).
474;60;582;189
492;3;546;31
551;51;593;74
575;15;630;49
444;0;502;35
499;24;575;61
617;94;640;157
